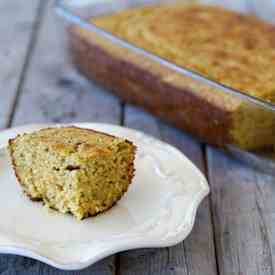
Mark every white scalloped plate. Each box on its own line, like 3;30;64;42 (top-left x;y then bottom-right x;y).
0;123;209;270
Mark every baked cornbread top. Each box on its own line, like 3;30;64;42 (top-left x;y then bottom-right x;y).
93;4;275;102
15;127;128;158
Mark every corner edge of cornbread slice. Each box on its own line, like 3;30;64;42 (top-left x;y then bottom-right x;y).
8;126;136;220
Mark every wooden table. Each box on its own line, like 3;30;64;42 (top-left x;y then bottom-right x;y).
1;0;275;274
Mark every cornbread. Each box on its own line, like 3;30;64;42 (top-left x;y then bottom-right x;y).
69;4;275;149
8;127;136;220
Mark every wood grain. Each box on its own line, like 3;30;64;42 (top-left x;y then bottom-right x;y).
119;105;217;275
0;0;41;129
2;0;275;274
205;1;275;274
207;148;275;275
11;2;121;126
2;0;121;274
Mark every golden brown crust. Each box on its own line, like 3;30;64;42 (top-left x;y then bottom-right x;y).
69;26;234;147
69;126;136;149
68;4;275;149
35;125;136;148
8;126;136;219
91;4;275;101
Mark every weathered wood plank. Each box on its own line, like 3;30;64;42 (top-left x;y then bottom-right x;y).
0;0;41;129
2;0;121;274
207;149;275;275
0;256;115;275
205;1;275;274
11;4;121;126
119;105;217;275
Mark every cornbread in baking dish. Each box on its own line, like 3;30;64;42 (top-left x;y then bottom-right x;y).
69;4;275;149
8;127;136;220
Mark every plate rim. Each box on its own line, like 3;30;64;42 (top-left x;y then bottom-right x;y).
0;123;209;270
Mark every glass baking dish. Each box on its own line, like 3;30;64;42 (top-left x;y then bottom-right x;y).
55;0;275;174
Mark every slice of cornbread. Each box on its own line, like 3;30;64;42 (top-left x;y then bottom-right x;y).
8;127;136;220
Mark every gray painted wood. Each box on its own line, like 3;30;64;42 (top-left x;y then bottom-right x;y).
205;1;275;274
1;0;121;274
2;0;275;274
119;105;217;275
0;0;41;129
12;1;121;126
207;149;275;275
